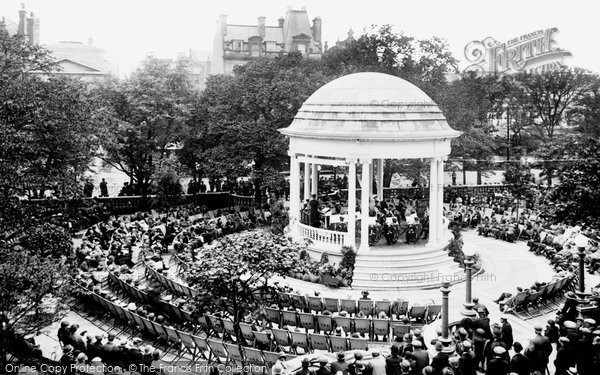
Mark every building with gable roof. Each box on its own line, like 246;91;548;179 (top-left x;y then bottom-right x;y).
212;6;323;75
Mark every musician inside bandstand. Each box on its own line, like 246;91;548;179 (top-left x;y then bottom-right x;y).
300;193;429;246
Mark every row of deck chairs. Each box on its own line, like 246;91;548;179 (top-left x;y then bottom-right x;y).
78;284;302;371
503;275;575;319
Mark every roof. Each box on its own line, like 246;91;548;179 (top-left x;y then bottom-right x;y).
280;72;461;142
283;9;315;50
226;25;284;43
0;15;18;34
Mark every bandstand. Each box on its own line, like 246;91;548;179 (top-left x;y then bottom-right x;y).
280;72;465;290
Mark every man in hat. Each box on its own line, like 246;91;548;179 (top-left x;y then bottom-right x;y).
524;327;553;374
58;320;71;347
297;357;315;375
545;319;559;343
87;334;105;360
459;341;477;375
411;340;430;374
486;347;509;375
59;345;76;368
331;352;349;375
472;297;489;318
500;316;513;349
509;342;530;375
413;329;428;351
554;337;574;375
348;352;366;375
316;356;331;375
275;351;288;372
431;342;450;374
367;349;386;375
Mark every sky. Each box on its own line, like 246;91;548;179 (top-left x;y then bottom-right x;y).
1;0;598;76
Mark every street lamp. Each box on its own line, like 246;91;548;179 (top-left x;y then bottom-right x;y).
461;244;477;317
574;234;589;293
502;100;511;164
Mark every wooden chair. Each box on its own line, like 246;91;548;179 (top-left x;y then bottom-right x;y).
372;318;390;341
309;333;330;352
298;312;316;332
392;323;411;340
329;336;348;352
290;331;310;354
375;300;392;317
340;299;357;316
348;337;368;351
358;300;374;317
316;314;333;334
307;296;323;313
323;297;340;313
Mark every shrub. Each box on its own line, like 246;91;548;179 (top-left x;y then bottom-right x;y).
320;252;329;264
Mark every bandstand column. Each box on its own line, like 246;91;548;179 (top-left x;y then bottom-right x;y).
436;157;445;242
429;158;438;244
377;159;384;201
303;162;310;201
289;153;301;222
360;159;371;250
347;160;357;248
311;163;319;197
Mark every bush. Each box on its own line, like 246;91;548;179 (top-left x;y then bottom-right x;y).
340;246;356;270
320;252;329;264
20;223;73;258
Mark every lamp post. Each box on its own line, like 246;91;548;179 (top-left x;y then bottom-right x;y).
502;100;511;164
575;234;589;293
440;281;451;338
461;244;477;317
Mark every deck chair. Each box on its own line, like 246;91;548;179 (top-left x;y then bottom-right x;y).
291;294;308;310
191;335;212;362
151;321;170;344
409;305;427;324
425;305;442;323
291;331;310;354
353;318;371;337
307;296;323;313
333;316;352;333
309;333;330;352
329;336;348;352
207;314;224;335
372;319;390;341
263;351;283;370
196;315;212;336
298;312;316;331
358;300;374;317
393;300;409;317
340;299;357;315
178;330;198;360
503;291;529;316
281;310;298;327
238;323;256;344
222;319;238;341
224;343;245;366
316;314;333;334
278;293;294;308
242;347;265;367
348;337;368;351
207;339;229;365
265;308;281;325
272;328;291;348
323;297;340;313
375;300;392;317
252;331;273;351
392;323;411;339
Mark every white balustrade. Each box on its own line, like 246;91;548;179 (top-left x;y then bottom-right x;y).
294;222;349;249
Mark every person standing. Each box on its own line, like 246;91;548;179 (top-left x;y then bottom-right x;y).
509;342;530;375
500;316;513;349
309;194;320;228
99;178;108;197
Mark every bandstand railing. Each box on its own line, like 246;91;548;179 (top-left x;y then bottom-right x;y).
295;221;350;249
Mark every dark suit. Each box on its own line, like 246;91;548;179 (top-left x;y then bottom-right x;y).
509;353;530;375
412;348;430;374
501;321;513;348
487;357;509;375
430;352;449;374
385;355;403;375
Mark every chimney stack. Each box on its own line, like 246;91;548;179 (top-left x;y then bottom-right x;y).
26;12;40;45
312;17;322;45
18;4;26;35
278;17;284;28
219;15;227;36
258;16;265;38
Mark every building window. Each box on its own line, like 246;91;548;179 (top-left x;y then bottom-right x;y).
233;40;243;51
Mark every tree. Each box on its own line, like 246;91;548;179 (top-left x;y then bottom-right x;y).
568;77;600;138
541;136;600;227
95;58;197;196
0;29;96;197
322;25;458;94
0;232;73;368
437;72;501;184
181;53;330;200
503;161;534;218
186;232;298;337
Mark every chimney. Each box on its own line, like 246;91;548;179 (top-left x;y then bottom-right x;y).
26;12;40;45
258;16;265;38
278;17;284;28
18;4;26;35
312;17;322;44
219;15;227;36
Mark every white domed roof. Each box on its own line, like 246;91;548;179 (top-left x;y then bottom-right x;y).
280;72;460;141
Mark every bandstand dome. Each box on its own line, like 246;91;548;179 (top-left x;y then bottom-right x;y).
280;72;461;147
